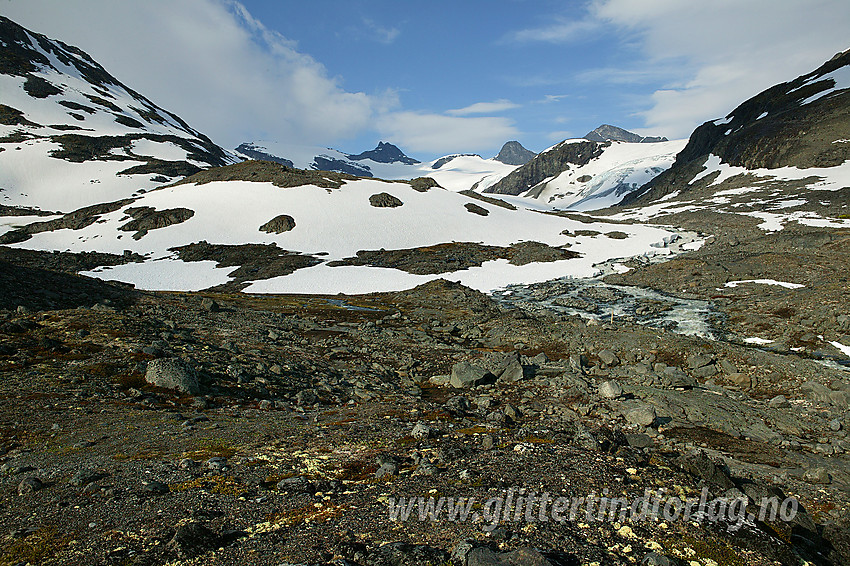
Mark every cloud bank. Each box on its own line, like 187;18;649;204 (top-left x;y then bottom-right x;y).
3;0;386;148
509;0;850;138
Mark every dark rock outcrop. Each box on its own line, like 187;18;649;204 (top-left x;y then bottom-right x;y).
484;140;607;196
584;124;667;143
259;214;296;234
494;141;537;165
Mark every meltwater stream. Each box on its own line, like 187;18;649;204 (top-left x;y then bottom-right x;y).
490;230;723;339
492;276;721;339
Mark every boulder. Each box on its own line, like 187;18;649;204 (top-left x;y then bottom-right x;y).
145;358;200;395
598;380;623;399
598;349;619;367
450;361;493;389
624;404;657;427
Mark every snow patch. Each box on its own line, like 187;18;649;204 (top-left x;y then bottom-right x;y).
724;279;805;289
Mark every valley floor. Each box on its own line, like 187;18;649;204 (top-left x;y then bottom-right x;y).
0;243;848;566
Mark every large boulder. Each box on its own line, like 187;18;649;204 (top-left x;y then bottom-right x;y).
145;358;200;395
450;361;493;389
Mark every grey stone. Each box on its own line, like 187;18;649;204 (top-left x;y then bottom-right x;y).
598;380;623;399
201;297;219;312
259;214;296;234
804;467;831;484
829;418;842;432
467;547;554;566
498;360;525;383
451;361;492;389
768;395;791;408
625;404;657;427
145;358;200;395
625;433;654;449
598;349;619;367
411;422;433;440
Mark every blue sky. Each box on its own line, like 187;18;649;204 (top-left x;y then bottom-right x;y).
5;0;850;160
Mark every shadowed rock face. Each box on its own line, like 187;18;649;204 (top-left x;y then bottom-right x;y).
624;49;850;205
494;141;537;166
484;140;607;196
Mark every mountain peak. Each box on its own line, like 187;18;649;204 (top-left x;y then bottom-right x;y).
494;141;536;165
347;141;420;165
584;125;668;144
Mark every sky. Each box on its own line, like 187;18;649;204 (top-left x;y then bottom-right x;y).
3;0;850;160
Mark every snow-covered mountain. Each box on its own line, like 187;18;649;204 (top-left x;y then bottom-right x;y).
234;141;419;179
0;16;235;212
484;137;686;210
613;48;850;233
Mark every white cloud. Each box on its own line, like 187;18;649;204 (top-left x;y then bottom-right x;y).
508;16;600;43
538;94;569;104
361;18;400;44
447;99;521;116
377;112;519;154
508;0;850;138
2;0;386;148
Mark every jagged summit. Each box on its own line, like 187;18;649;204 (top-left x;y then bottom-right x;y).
494;141;536;166
584;124;668;144
347;141;419;165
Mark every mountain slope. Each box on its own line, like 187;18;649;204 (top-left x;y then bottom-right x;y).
0;16;234;212
625;48;850;205
1;160;686;294
483;138;685;210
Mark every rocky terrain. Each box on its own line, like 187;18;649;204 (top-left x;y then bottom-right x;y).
0;246;849;566
2;14;850;566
